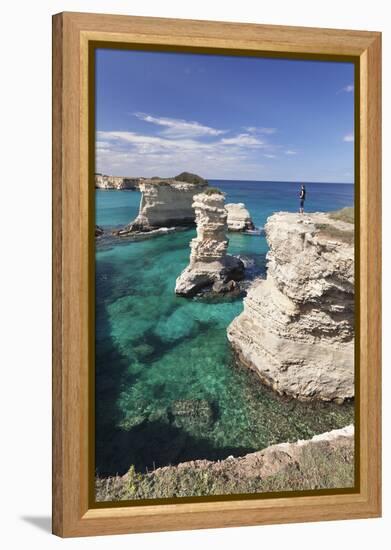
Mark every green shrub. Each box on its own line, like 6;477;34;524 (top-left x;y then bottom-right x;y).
174;172;207;185
202;187;224;196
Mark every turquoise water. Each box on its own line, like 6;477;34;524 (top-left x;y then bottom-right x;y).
95;181;354;476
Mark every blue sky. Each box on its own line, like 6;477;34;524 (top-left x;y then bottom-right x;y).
96;49;354;183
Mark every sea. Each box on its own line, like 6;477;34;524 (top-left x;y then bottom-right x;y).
95;180;355;476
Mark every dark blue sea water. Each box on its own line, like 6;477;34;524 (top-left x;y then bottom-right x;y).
95;181;354;476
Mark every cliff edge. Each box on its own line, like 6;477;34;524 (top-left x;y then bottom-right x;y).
227;211;354;402
96;425;354;501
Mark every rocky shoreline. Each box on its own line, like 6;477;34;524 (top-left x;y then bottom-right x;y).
95;174;355;499
96;172;258;241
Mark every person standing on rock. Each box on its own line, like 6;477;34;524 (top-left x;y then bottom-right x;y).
299;184;306;214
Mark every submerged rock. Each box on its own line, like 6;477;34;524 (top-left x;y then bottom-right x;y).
175;192;245;297
118;414;148;431
118;173;208;235
226;203;255;231
95;225;104;236
170;399;215;429
227;212;355;402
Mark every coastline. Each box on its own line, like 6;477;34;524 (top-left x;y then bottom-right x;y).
98;182;356;500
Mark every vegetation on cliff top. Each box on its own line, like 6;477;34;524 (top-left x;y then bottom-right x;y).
201;187;224;196
96;439;354;501
174;172;208;185
144;172;208;186
329;206;354;224
314;207;354;245
315;223;354;245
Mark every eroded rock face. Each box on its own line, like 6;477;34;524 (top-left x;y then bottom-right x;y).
119;177;208;234
175;192;244;296
227;212;354;402
226;203;255;231
95;174;141;190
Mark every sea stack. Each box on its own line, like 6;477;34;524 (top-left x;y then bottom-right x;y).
118;173;208;235
226;203;255;231
175;190;245;297
227;211;354;402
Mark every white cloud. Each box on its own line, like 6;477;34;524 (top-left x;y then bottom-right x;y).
285;150;297;155
343;133;354;142
96;141;112;151
97;130;212;153
96;116;297;179
244;126;277;135
133;112;226;137
96;129;268;179
337;83;354;94
220;133;265;147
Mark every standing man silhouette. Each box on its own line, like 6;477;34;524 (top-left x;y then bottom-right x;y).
299;184;306;214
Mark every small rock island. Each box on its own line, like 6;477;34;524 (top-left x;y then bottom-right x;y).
175;189;245;296
226;203;255;231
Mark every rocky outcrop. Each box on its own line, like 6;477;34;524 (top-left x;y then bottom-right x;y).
227;212;354;402
95;173;141;190
226;203;255;231
175;191;245;296
95;225;104;236
118;174;208;235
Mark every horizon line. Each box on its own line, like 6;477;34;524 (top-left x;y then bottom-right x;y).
96;172;354;185
208;178;354;185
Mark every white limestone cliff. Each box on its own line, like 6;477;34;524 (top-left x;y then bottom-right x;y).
118;175;208;234
95;174;141;190
175;191;244;296
227;212;354;402
226;203;255;231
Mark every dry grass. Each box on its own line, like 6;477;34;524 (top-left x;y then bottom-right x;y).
315;223;354;245
328;207;354;224
95;442;354;502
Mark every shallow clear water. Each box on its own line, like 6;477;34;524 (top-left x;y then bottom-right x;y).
95;180;354;476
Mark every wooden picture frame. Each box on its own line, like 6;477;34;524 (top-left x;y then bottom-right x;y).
52;11;381;537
